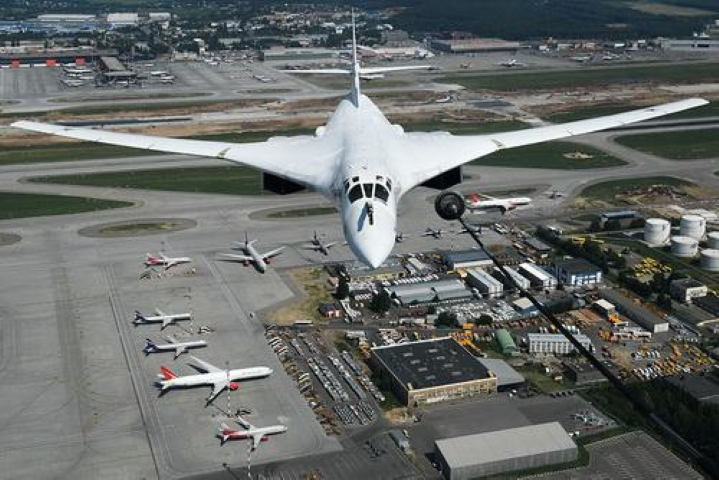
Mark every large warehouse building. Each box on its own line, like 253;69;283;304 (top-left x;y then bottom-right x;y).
370;337;496;406
435;422;578;479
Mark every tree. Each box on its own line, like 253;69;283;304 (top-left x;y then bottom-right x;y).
335;277;349;300
589;218;602;232
604;219;622;231
476;314;493;326
369;290;392;314
436;311;458;328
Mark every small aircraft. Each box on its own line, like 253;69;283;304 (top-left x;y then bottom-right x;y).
498;59;527;68
422;227;446;239
156;356;272;403
395;231;409;243
218;416;288;449
145;252;192;270
546;190;565;199
465;193;532;215
304;231;338;256
143;336;208;359
216;233;284;273
360;73;385;81
570;54;594;64
456;224;483;235
134;310;192;330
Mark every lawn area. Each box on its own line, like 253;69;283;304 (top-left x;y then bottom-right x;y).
615;128;719;160
514;364;568;393
0;192;132;220
267;206;337;219
473;141;626;169
438;62;719;92
578;176;692;201
28;166;264;196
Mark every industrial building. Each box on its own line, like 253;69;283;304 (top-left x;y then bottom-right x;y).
527;333;594;355
495;266;531;290
466;268;503;298
666;375;719;404
429;38;521;53
260;47;339;62
512;297;539;317
593;299;616;318
600;290;669;333
518;263;557;290
98;56;137;84
553;257;603;287
562;360;617;385
494;329;519;355
346;259;406;281
444;249;493;271
434;422;578;479
670;278;708;304
388;279;473;306
370;337;496;406
0;48;115;68
477;358;524;390
525;237;553;256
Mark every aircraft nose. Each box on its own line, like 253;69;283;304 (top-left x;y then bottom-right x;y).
355;229;395;269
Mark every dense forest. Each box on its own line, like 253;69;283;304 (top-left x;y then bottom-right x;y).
1;0;716;40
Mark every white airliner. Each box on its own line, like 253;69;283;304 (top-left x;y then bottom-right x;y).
134;309;192;329
218;416;288;449
216;233;284;273
11;17;707;269
143;335;207;359
145;252;192;270
304;230;337;256
157;356;272;403
465;193;532;214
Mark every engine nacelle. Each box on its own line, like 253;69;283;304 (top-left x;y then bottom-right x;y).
421;166;463;190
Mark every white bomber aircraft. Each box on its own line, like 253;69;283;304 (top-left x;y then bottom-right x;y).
218;416;288;449
157;355;272;403
11;17;707;269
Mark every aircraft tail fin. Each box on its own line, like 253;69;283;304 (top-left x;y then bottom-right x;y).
134;311;146;323
143;339;157;354
219;422;235;443
159;366;177;380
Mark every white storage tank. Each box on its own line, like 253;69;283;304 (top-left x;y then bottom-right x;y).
707;231;719;249
701;249;719;271
644;218;671;246
671;236;698;257
679;214;706;240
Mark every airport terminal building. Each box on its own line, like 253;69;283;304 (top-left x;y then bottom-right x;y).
370;337;496;406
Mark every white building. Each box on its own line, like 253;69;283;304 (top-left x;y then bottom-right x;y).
518;263;557;290
495;266;531;290
554;258;603;287
466;268;503;298
107;13;140;27
528;333;593;355
670;278;708;304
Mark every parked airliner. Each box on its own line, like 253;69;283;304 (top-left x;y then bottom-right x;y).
218;416;288;449
216;233;284;273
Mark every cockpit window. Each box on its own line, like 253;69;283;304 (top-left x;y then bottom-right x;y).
348;185;363;203
386;178;393;191
352;176;359;183
362;183;373;198
375;184;389;203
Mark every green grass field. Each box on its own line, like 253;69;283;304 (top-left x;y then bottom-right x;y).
439;62;719;92
267;206;337;218
473;141;626;169
615;128;719;160
0;192;132;220
403;118;529;134
578;176;691;200
29;166;263;196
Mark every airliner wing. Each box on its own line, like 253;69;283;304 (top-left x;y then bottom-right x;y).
252;434;263;450
11;121;339;190
209;380;229;402
261;247;285;259
397;98;707;189
189;356;223;373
